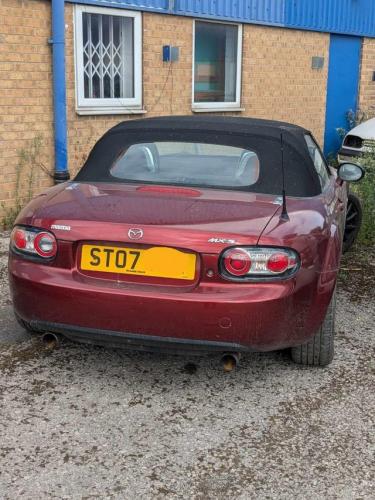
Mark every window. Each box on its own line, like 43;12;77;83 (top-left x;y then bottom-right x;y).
110;142;260;189
74;6;142;114
193;21;242;110
305;135;330;188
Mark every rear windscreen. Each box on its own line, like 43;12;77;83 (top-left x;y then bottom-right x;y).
110;142;260;188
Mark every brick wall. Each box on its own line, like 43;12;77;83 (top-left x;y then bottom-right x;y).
242;25;329;145
359;38;375;116
0;0;54;219
0;1;332;219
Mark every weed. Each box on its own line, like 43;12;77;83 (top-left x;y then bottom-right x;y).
1;135;53;230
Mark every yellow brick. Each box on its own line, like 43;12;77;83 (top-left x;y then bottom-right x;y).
359;39;375;115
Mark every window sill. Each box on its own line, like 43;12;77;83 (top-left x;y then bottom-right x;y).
76;108;147;116
192;107;245;113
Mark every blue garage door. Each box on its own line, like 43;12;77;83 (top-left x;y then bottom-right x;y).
324;35;362;157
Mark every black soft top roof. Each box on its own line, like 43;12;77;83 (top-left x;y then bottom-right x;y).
110;116;310;136
76;116;322;197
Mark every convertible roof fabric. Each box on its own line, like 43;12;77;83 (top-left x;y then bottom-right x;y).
75;116;323;197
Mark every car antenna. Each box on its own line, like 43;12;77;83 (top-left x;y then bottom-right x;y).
280;131;290;222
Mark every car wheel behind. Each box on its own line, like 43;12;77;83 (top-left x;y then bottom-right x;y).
343;192;363;253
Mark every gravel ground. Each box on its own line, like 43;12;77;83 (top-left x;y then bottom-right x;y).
0;231;374;499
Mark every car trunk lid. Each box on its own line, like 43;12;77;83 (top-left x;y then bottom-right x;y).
31;182;281;286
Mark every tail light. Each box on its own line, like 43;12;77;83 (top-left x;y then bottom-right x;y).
223;248;252;276
220;247;299;281
10;226;57;260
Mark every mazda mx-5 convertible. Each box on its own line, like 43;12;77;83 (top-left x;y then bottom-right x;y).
9;117;364;367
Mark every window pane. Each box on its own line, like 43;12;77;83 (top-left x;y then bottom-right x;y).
123;17;134;98
194;22;238;103
90;14;99;46
114;73;121;98
102;15;110;46
82;13;134;100
84;73;90;98
104;74;111;98
83;13;88;45
110;142;260;188
92;73;100;98
305;135;330;188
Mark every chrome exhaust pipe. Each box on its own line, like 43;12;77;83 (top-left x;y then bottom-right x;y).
221;353;241;372
41;332;61;349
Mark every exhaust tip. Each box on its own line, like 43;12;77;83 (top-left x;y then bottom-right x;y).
41;332;61;349
221;353;241;372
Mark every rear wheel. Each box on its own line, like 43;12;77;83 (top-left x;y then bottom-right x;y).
343;193;362;253
291;288;336;367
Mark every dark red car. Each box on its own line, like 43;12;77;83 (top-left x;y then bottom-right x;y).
9;117;364;367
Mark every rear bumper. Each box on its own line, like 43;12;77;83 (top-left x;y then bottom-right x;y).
9;256;334;353
31;321;251;354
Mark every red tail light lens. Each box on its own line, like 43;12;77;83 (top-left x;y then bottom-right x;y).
221;247;299;281
267;253;289;274
10;226;57;260
223;249;252;276
13;229;27;250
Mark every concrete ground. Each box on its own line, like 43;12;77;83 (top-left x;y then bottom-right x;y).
0;231;374;499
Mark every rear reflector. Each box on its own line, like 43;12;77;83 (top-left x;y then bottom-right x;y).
220;247;299;280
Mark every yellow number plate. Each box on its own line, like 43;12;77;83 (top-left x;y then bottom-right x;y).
80;245;197;280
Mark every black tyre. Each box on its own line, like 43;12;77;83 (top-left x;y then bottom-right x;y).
343;192;362;253
14;312;43;334
291;288;336;367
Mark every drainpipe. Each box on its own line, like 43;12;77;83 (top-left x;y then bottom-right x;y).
50;0;70;183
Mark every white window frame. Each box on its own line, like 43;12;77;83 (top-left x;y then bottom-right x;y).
74;5;143;115
192;19;243;112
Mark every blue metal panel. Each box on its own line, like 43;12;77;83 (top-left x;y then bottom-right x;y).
66;0;170;13
285;0;375;37
324;35;362;156
66;0;375;37
175;0;285;25
67;0;286;25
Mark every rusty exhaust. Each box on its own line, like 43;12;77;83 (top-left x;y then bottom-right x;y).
41;332;61;349
221;353;241;372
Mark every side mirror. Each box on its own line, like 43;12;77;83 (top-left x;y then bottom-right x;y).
337;163;365;183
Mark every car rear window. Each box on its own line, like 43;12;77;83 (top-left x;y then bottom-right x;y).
110;142;260;188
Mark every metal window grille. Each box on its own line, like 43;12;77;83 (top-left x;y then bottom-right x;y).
82;13;134;99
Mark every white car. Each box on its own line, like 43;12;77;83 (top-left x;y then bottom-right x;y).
338;117;375;164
